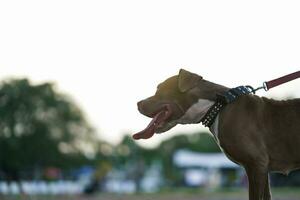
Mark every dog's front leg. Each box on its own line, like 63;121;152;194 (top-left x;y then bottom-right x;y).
245;166;269;200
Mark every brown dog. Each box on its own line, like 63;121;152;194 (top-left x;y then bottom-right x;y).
133;69;300;200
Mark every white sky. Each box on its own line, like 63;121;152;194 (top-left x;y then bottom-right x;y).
1;0;300;148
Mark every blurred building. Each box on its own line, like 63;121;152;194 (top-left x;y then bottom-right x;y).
173;149;244;188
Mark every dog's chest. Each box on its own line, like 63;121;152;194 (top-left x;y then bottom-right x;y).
209;115;244;166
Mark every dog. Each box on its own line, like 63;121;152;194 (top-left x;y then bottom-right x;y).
133;69;300;200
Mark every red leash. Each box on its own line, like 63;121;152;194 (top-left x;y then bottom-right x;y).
264;71;300;91
252;71;300;93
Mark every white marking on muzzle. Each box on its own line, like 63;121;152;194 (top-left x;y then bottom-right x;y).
177;99;215;124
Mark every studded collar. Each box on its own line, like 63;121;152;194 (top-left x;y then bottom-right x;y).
200;86;254;128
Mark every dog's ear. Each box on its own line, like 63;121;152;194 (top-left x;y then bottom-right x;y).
178;69;202;92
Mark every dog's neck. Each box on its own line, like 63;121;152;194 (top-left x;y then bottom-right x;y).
177;84;227;125
176;99;215;124
192;80;230;101
176;80;228;136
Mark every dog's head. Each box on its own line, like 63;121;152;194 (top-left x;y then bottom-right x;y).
133;69;227;140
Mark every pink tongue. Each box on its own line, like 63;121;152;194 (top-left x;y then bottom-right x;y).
133;108;170;140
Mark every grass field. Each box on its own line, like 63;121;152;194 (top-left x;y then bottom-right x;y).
1;188;300;200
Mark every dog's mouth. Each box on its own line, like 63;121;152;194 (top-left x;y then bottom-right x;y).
132;104;172;140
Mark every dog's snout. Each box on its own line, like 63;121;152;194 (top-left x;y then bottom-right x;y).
137;97;163;117
137;100;144;111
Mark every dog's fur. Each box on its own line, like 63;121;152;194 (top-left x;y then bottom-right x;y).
136;69;300;200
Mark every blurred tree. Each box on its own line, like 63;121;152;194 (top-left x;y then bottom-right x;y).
115;135;145;192
0;79;97;182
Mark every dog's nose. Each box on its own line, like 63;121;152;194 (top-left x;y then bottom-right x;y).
137;100;147;114
137;101;143;110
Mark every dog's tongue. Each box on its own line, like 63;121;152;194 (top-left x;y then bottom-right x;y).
133;107;171;140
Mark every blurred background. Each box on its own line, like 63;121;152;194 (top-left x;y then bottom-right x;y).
1;0;300;199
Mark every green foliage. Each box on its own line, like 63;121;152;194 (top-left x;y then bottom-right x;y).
0;79;97;179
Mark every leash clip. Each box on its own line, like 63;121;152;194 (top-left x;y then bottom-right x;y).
247;82;268;94
262;82;269;91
